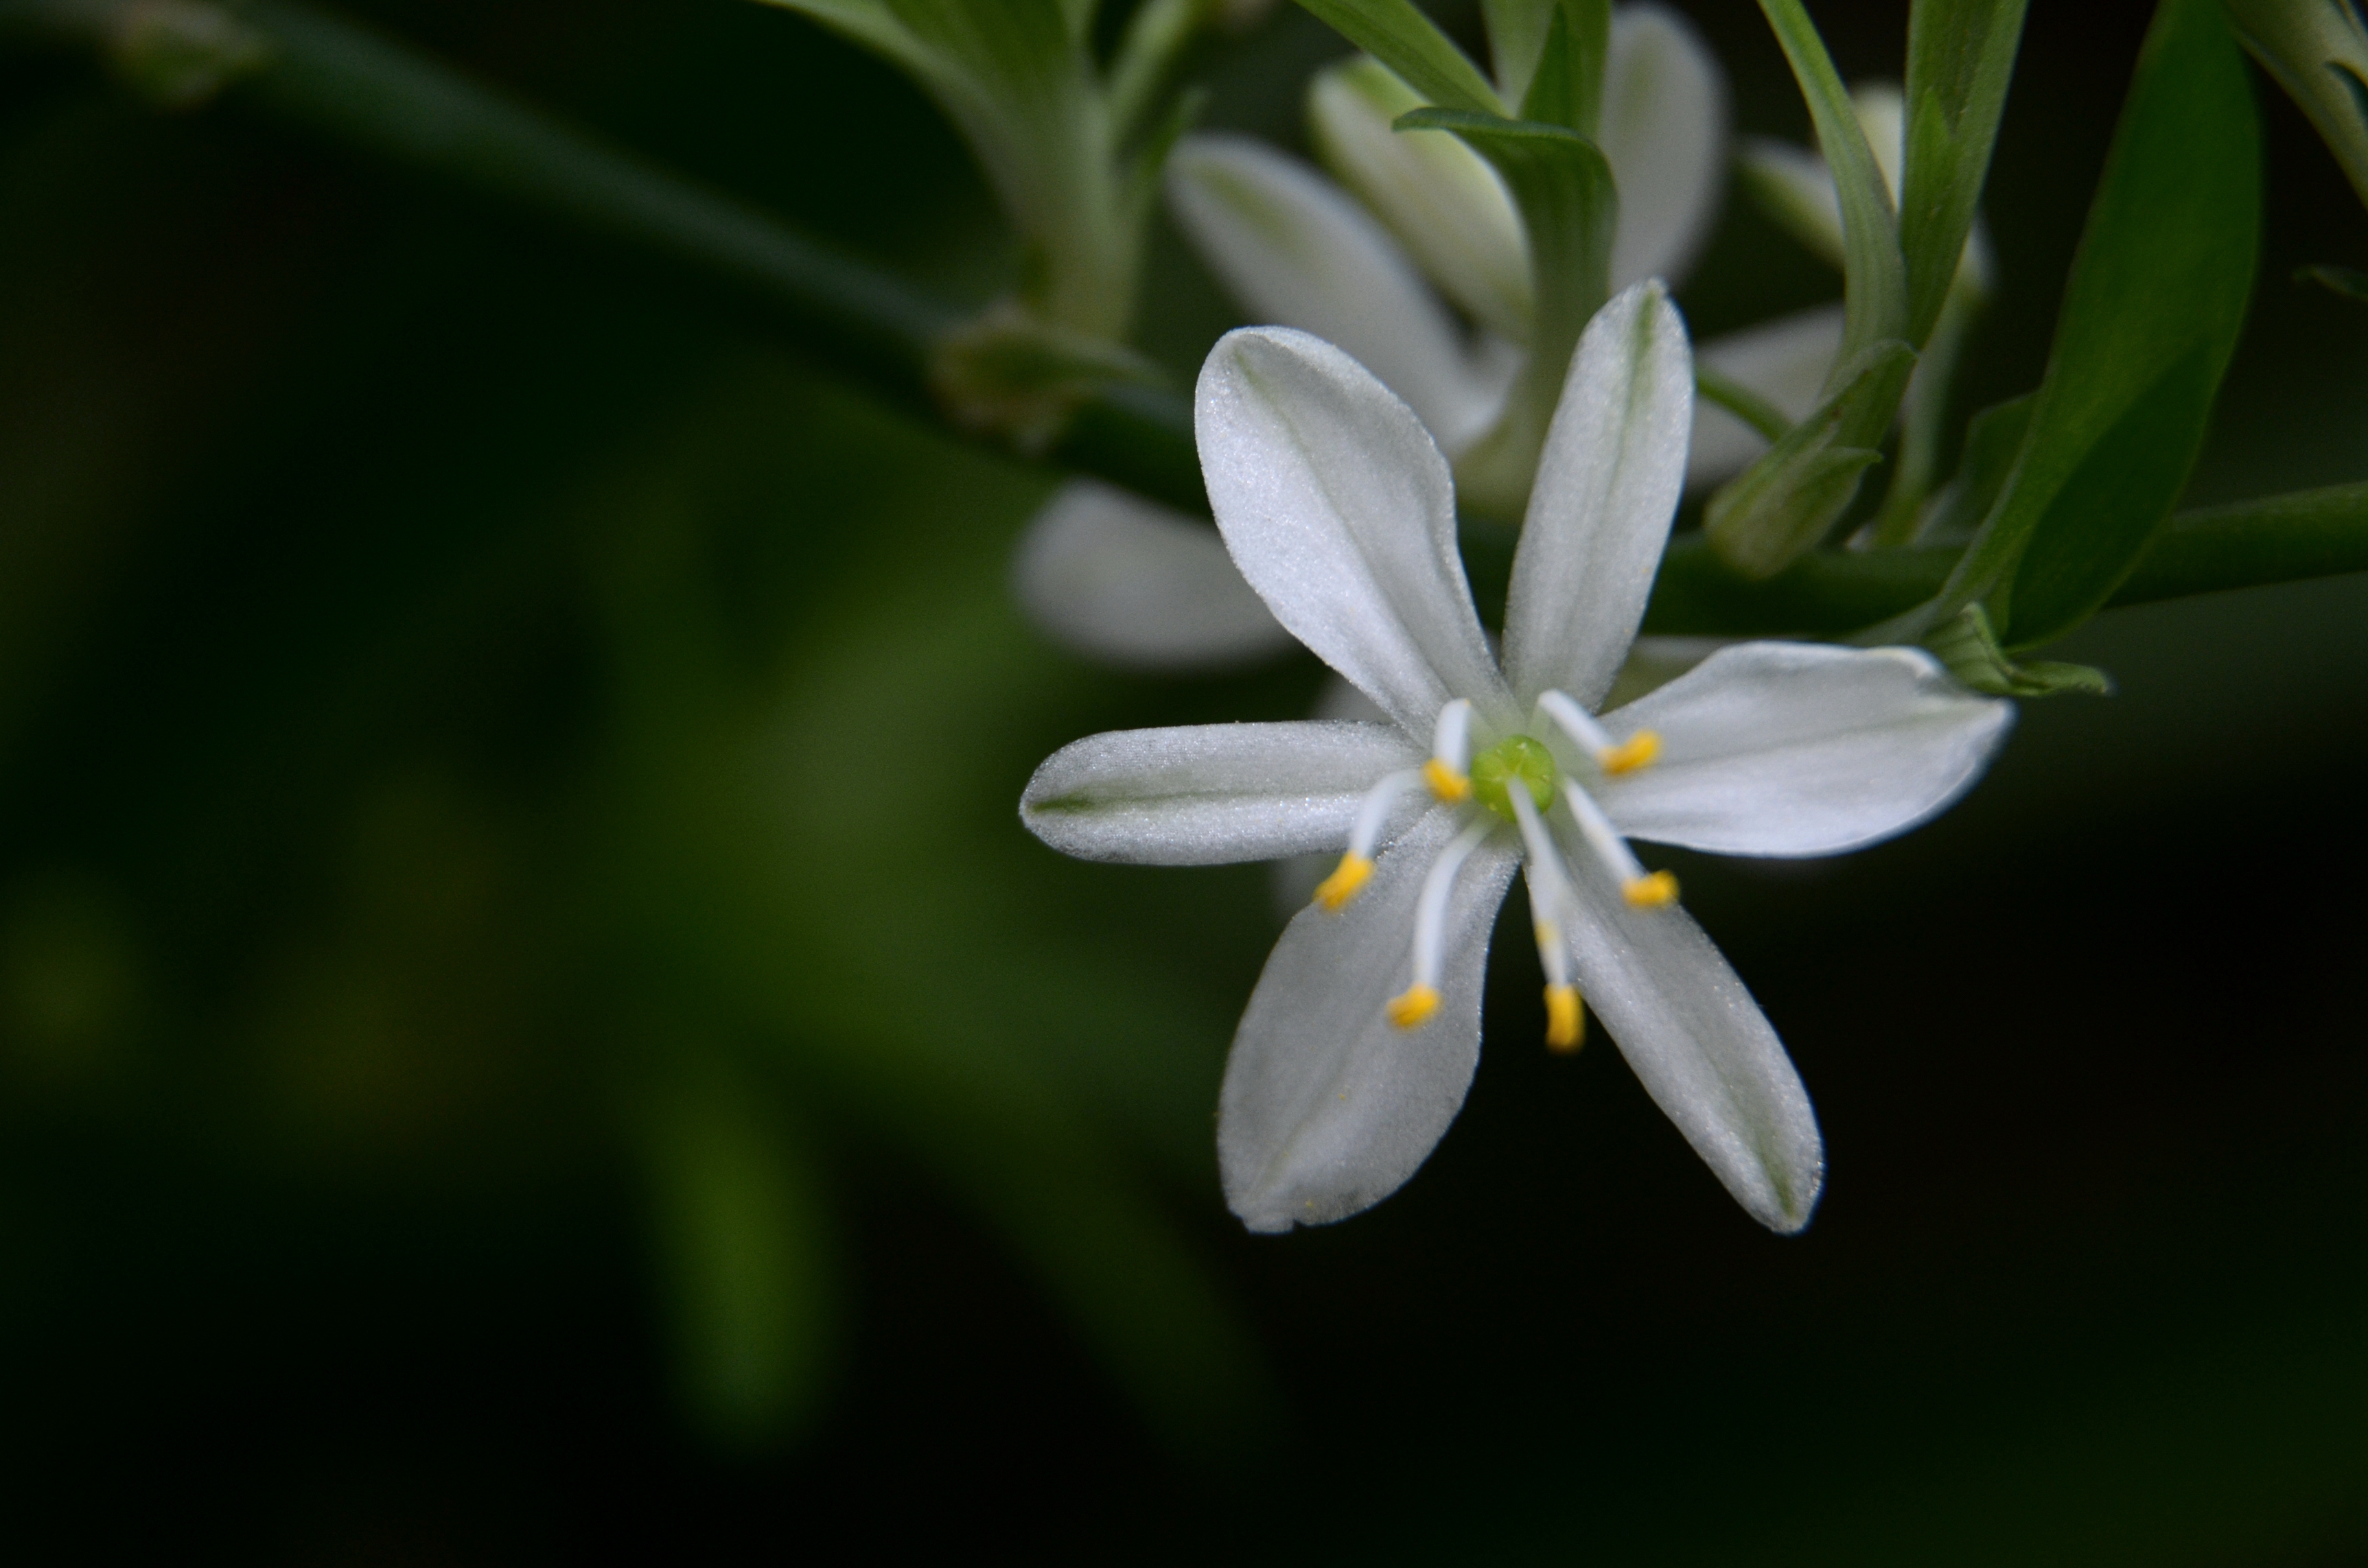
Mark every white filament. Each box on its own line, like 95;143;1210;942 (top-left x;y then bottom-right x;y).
1347;768;1424;859
1432;698;1474;771
1536;688;1614;757
1409;817;1496;990
1560;777;1649;886
1507;787;1573;989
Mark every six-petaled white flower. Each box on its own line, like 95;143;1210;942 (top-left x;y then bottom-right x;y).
1020;283;2012;1233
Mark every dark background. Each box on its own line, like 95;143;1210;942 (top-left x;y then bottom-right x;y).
0;0;2360;1558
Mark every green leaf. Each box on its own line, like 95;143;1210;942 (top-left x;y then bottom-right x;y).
1753;0;1912;366
1399;107;1616;516
1899;0;2029;340
1706;339;1917;578
1927;0;2259;648
1518;0;1610;137
1925;604;2112;697
1293;0;1506;113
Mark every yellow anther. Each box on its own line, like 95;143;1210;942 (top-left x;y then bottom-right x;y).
1544;985;1583;1052
1313;853;1374;911
1623;870;1680;909
1386;985;1441;1029
1599;730;1661;775
1422;758;1471;802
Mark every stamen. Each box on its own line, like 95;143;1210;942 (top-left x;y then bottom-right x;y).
1560;779;1680;912
1316;768;1423;911
1389;817;1495;1029
1537;690;1661;776
1425;699;1474;801
1509;786;1583;1052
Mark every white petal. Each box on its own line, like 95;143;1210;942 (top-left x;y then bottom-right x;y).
1549;839;1823;1232
1597;642;2013;857
1021;721;1424;865
1308;56;1533;342
1739;136;1844;270
1197;327;1513;733
1502;281;1693;709
1165;136;1505;452
1011;480;1295;669
1220;808;1520;1230
1688;303;1846;489
1601;5;1729;290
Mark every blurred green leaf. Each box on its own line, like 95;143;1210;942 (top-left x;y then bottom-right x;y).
1752;0;1911;366
1294;0;1506;114
1924;0;2260;649
2295;261;2368;303
1401;105;1614;516
636;1054;836;1451
1899;0;2028;340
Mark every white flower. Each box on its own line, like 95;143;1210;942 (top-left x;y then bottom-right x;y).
1020;284;2011;1234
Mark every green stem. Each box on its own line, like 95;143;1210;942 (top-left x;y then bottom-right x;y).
1695;367;1793;444
1;0;1209;509
1644;482;2368;636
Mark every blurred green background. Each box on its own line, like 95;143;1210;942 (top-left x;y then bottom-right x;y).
0;0;2360;1557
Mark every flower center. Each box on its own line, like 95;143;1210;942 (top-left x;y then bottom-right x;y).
1469;734;1559;822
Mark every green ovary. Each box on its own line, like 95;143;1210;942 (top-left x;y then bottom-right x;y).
1470;734;1559;821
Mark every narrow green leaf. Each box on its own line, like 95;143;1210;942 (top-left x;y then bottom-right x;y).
1519;0;1610;137
1706;339;1916;578
1753;0;1911;366
1400;106;1616;515
1899;0;2029;340
1929;0;2259;648
1915;390;2033;543
1926;604;2113;697
1294;0;1505;114
1482;0;1557;103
